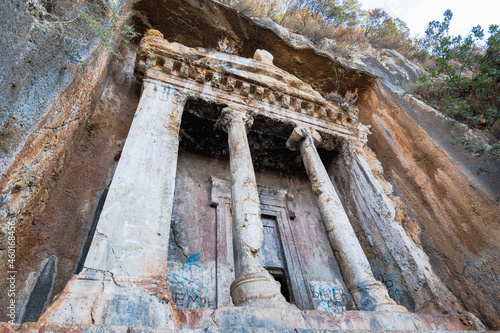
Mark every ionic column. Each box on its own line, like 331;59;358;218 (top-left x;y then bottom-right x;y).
40;79;187;327
221;108;287;307
286;127;407;312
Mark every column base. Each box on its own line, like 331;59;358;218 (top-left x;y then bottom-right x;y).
39;269;175;329
350;281;408;312
230;272;290;307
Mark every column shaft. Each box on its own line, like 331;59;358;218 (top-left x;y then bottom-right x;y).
287;127;406;312
222;108;286;307
40;80;187;327
84;79;187;286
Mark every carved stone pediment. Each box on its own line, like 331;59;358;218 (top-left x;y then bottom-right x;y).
134;35;364;144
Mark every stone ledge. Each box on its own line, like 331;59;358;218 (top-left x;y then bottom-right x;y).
208;308;476;331
0;322;488;333
2;307;481;332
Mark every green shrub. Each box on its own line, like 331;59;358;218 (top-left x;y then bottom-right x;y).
451;131;500;160
440;97;475;125
413;10;500;129
29;0;139;67
219;0;418;55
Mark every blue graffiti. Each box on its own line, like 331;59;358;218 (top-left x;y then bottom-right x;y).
167;254;210;309
371;248;415;305
309;283;348;314
463;247;500;314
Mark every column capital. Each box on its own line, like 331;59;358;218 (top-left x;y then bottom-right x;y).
142;79;188;105
220;108;254;133
286;126;322;150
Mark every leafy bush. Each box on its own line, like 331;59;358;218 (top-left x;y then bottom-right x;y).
440;97;475;125
362;8;412;52
219;0;415;54
451;131;500;162
413;10;500;130
28;0;139;67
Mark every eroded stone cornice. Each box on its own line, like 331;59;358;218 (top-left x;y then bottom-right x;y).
134;35;364;143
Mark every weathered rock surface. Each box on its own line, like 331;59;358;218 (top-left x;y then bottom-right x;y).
0;0;498;330
0;40;140;323
0;0;73;172
0;308;482;332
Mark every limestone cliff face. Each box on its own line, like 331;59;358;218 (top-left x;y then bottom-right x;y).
0;0;498;330
0;0;137;323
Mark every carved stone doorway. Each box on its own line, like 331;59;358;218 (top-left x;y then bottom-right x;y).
210;177;313;309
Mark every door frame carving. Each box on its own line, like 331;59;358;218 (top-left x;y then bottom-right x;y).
210;176;313;309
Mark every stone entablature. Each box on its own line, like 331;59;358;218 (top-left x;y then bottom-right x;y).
134;35;363;143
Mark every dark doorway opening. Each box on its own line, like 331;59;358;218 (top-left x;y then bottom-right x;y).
268;268;292;303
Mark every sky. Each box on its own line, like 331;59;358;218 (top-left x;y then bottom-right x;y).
359;0;500;37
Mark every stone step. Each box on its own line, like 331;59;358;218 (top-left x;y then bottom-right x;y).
1;306;485;333
0;323;487;333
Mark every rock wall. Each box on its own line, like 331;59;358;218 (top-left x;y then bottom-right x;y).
327;141;491;320
0;43;139;323
0;0;73;172
0;0;498;329
357;83;500;329
0;0;141;323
